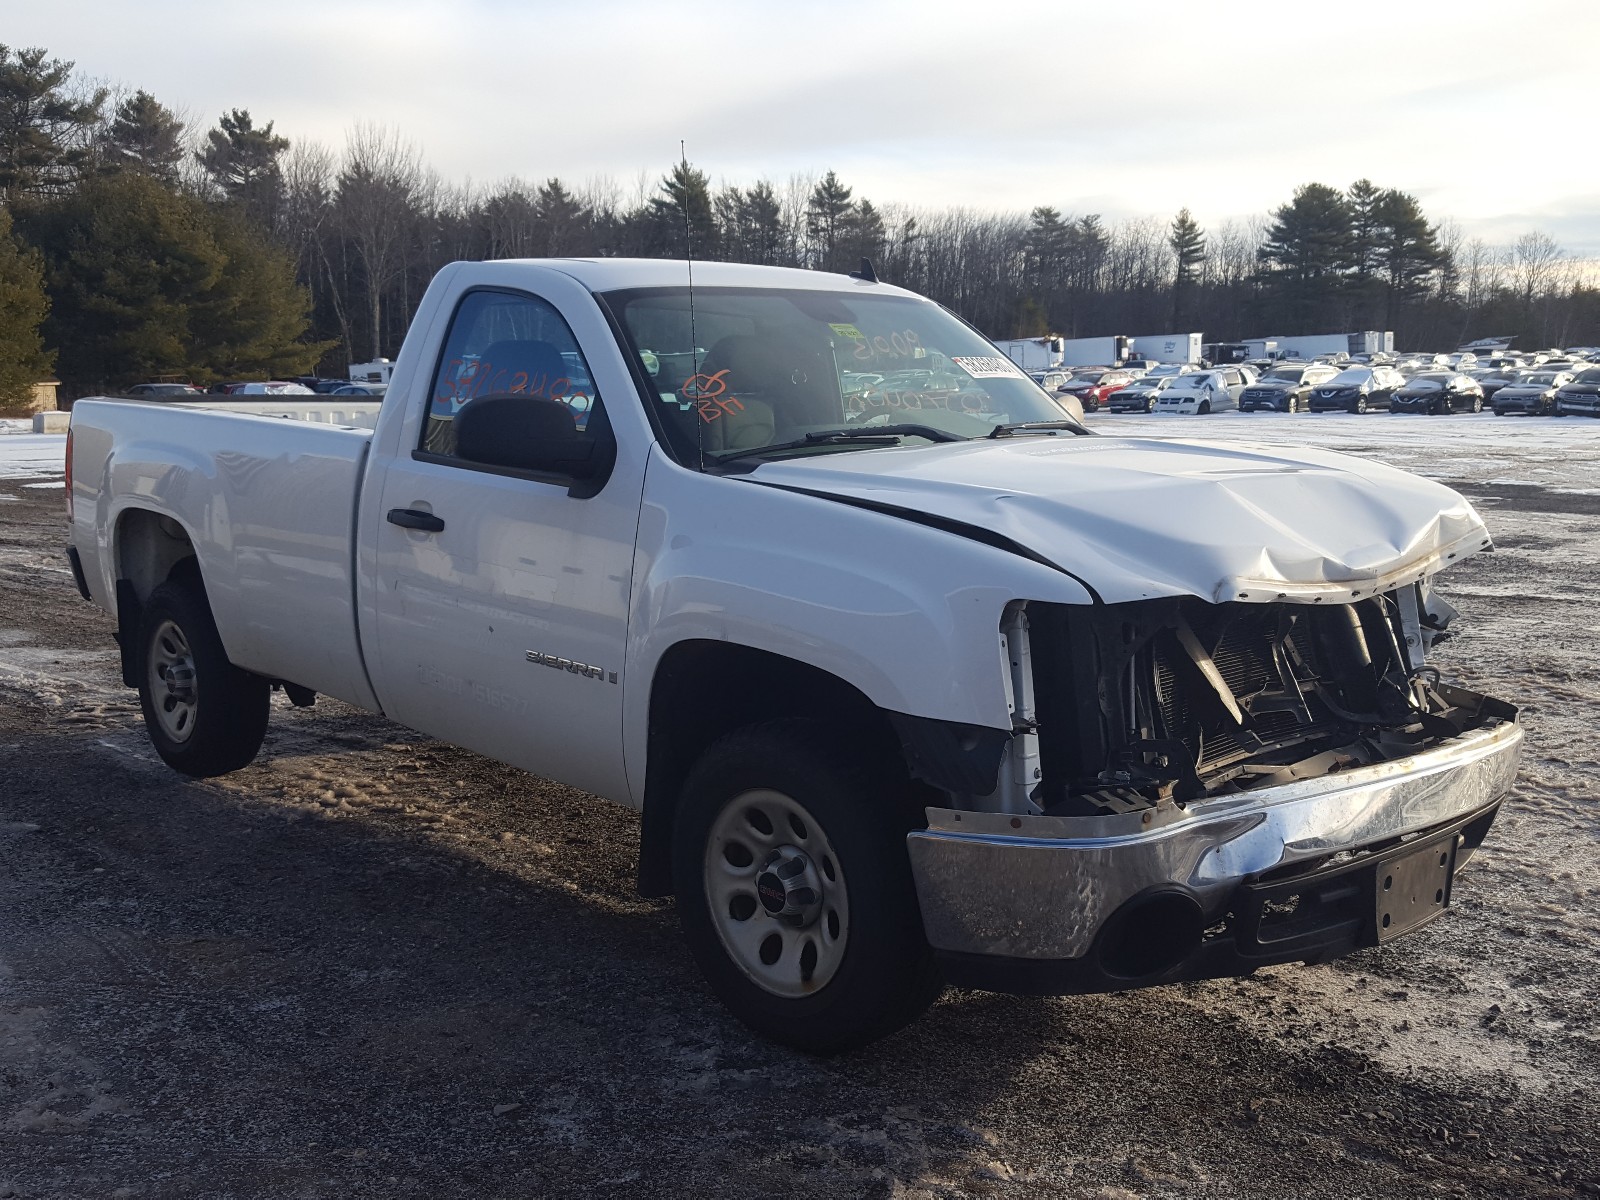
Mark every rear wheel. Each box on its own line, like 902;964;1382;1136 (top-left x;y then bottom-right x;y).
136;579;270;777
672;720;942;1053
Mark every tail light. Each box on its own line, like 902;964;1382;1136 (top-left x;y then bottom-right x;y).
64;426;73;523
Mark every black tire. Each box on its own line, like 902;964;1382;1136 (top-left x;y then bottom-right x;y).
1198;400;1211;415
1353;396;1369;414
1471;396;1483;413
672;719;943;1053
136;578;270;777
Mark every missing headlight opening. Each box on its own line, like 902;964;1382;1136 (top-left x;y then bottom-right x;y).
1010;586;1516;817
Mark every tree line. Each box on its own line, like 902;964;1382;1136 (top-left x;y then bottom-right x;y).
2;43;1597;402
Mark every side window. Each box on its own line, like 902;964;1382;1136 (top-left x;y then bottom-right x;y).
422;290;602;462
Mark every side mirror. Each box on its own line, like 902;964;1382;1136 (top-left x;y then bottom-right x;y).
454;393;603;479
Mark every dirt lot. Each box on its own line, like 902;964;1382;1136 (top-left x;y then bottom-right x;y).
2;415;1599;1198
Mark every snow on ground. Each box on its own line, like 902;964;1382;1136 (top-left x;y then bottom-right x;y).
0;434;66;482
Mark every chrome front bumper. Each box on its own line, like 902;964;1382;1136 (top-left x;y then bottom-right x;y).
907;719;1522;961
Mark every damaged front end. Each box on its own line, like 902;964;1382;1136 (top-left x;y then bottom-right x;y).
1025;584;1512;816
906;583;1521;996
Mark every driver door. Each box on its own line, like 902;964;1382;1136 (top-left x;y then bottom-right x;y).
366;286;644;802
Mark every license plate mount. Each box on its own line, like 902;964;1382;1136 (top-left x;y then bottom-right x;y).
1376;834;1458;942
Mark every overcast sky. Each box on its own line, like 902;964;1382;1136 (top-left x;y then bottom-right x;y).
16;0;1599;252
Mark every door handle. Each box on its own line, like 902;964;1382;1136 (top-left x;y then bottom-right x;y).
387;508;445;533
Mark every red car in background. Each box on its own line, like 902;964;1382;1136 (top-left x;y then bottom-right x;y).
1059;369;1137;412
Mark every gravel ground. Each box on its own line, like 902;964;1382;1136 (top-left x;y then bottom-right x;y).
1;413;1598;1198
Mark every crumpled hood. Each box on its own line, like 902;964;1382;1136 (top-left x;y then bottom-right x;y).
747;435;1491;604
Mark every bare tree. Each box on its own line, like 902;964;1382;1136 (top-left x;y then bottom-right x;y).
1511;231;1564;306
336;124;424;359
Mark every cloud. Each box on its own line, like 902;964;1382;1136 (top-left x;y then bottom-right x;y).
12;0;1600;252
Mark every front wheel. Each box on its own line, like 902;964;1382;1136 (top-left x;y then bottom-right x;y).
672;720;942;1053
137;579;270;777
1471;396;1483;413
1353;396;1369;414
1198;399;1211;415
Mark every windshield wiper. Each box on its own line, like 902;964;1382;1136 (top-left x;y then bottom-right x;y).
712;424;964;465
987;420;1087;439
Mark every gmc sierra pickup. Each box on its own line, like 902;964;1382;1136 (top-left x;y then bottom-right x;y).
64;258;1520;1052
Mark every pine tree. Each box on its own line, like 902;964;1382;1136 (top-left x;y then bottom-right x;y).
738;180;788;265
1169;207;1206;325
20;172;319;392
1345;178;1386;324
103;90;185;183
0;44;105;202
197;109;289;229
806;171;855;271
646;160;716;258
1258;183;1355;330
533;178;588;255
839;198;886;273
1375;188;1444;324
191;206;330;380
0;206;54;404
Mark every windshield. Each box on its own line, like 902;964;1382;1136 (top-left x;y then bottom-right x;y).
1262;367;1306;382
1329;368;1373;385
1406;376;1448;390
1575;368;1600;384
1519;373;1561;386
602;286;1081;463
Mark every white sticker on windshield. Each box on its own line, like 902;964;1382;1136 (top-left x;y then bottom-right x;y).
951;356;1026;380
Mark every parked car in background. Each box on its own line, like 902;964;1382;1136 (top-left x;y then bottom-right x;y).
1308;365;1407;413
1106;374;1178;412
125;382;201;397
331;384;386;396
1060;369;1137;412
231;381;317;396
1534;358;1579;375
1554;366;1600;416
1395;354;1448;374
1470;369;1524;403
1492;370;1572;416
1443;352;1479;371
1145;363;1199;379
1239;362;1339;412
1391;372;1485;414
1155;366;1256;414
1117;359;1159;375
1027;370;1073;392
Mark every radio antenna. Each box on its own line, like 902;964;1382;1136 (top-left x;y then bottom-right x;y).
680;139;705;472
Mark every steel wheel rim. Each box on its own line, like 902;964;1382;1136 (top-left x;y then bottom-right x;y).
148;619;198;743
704;788;850;998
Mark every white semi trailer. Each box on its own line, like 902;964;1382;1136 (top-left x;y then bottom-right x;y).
1247;332;1394;361
993;337;1064;372
1127;332;1202;364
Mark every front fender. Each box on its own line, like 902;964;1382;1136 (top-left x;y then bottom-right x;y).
623;451;1091;795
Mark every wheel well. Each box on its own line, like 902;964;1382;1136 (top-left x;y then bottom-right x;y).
112;509;200;688
635;640;904;897
116;509;198;603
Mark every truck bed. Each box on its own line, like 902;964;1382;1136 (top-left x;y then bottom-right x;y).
69;399;381;711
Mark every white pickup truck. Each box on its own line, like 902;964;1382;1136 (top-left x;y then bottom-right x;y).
64;259;1521;1052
